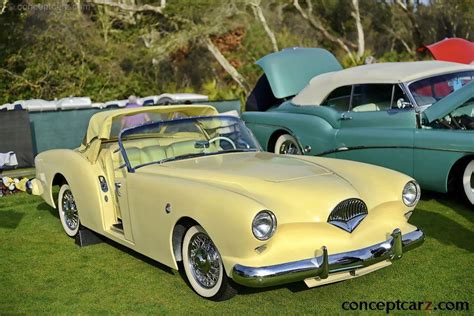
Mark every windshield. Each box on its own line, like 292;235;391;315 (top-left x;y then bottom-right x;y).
119;116;261;170
408;71;474;107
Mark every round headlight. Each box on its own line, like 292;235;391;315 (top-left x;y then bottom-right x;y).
402;181;420;207
252;210;277;241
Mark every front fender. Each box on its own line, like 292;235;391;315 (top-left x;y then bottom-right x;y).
125;171;269;273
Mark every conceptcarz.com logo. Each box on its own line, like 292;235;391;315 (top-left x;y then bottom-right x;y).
342;300;469;313
7;2;92;12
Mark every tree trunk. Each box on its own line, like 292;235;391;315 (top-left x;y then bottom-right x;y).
293;0;356;64
382;26;415;56
1;0;8;15
395;0;423;49
351;0;365;59
204;36;249;94
251;1;279;52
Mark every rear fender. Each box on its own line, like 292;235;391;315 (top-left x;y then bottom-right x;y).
35;149;110;232
243;111;337;155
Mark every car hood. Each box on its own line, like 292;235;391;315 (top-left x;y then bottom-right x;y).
423;80;474;123
138;152;362;221
256;47;342;99
421;38;474;64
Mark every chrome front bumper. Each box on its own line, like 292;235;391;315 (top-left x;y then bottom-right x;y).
232;228;424;288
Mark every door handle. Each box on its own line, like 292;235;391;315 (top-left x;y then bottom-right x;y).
115;182;122;197
340;113;353;121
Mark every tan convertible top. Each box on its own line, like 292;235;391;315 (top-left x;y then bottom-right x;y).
293;61;474;106
85;105;218;144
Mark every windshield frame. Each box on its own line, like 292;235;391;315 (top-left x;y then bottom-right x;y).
118;115;261;172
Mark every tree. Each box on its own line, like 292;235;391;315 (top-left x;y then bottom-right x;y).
249;0;279;52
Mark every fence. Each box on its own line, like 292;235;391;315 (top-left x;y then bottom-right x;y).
0;99;241;167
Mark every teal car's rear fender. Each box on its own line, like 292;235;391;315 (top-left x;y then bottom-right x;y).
243;110;337;155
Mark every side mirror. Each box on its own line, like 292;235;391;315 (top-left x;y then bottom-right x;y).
396;98;412;109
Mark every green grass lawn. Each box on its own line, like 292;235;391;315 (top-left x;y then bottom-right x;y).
0;192;473;314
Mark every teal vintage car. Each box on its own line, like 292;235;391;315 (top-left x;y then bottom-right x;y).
243;48;474;205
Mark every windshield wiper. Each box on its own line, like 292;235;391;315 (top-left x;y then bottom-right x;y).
219;149;258;153
158;152;211;164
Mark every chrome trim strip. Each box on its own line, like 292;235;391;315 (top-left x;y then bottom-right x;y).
232;228;424;288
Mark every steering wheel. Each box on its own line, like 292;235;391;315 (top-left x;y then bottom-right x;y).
208;136;236;150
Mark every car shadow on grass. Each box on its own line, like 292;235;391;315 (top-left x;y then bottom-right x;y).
233;280;312;296
0;210;25;229
100;236;176;276
410;210;474;253
36;201;175;275
36;201;59;219
421;190;473;222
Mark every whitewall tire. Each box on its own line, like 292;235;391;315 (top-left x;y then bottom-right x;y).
274;134;302;155
462;160;474;205
182;225;235;300
58;184;80;237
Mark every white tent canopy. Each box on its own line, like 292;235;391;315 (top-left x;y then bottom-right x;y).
0;93;209;112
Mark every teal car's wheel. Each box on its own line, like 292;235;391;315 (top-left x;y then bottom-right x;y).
182;225;236;301
58;184;80;237
462;160;474;205
274;134;302;155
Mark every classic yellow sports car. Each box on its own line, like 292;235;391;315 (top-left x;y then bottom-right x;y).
28;105;424;300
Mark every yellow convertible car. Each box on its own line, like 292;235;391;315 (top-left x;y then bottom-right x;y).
28;105;424;300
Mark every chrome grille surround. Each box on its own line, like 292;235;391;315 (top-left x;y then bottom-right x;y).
327;198;368;233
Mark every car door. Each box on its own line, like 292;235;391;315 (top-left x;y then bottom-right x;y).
100;143;135;242
335;84;417;176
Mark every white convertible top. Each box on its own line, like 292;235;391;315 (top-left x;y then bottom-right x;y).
292;61;474;106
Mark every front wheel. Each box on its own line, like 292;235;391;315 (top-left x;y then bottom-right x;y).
182;225;236;301
274;134;302;155
58;184;80;237
462;160;474;205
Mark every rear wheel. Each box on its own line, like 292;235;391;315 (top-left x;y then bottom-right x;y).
274;134;302;155
182;225;236;301
58;184;80;237
462;160;474;205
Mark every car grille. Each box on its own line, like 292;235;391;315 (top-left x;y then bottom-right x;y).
327;198;368;233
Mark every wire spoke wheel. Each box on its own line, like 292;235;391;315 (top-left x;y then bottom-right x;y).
62;190;79;230
182;225;236;300
188;233;221;289
275;134;302;155
280;140;300;154
58;184;80;237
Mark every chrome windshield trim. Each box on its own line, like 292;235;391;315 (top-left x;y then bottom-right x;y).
232;228;424;288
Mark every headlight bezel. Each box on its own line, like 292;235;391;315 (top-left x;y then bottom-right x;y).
252;210;277;241
402;180;421;207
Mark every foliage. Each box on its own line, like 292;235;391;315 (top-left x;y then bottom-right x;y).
0;0;472;104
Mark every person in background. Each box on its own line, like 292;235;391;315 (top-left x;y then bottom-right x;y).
121;95;151;129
